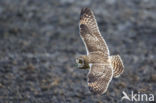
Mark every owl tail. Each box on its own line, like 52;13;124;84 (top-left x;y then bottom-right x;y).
110;55;124;78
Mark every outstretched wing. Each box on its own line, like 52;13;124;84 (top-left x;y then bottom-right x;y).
110;55;124;78
87;64;113;95
79;8;109;56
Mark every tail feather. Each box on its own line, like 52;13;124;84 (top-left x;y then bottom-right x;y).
110;55;124;78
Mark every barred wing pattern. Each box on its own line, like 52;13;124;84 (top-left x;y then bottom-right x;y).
88;64;113;94
79;8;109;56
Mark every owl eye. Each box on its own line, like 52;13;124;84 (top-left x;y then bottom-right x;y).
79;59;83;63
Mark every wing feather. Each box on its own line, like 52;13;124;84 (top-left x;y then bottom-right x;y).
87;64;113;94
79;8;109;56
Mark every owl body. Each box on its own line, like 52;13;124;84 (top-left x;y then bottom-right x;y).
76;8;124;95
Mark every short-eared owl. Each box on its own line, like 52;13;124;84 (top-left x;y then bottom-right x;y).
76;8;124;95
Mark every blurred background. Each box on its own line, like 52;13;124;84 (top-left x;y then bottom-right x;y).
0;0;155;103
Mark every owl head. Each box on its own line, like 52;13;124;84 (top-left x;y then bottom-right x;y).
76;56;89;69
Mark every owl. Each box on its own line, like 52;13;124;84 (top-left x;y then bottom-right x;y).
76;8;124;95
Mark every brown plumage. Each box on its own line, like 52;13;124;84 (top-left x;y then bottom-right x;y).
110;55;124;78
76;8;124;95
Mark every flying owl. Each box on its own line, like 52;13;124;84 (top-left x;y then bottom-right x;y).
76;8;124;95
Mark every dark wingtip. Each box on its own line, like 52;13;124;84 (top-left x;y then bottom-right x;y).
88;86;102;95
80;8;92;19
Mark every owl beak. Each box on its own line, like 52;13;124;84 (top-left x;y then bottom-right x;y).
76;58;84;68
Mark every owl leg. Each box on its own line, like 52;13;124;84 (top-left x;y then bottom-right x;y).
76;55;90;69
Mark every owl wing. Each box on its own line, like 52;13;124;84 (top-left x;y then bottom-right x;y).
87;64;113;95
79;8;109;56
